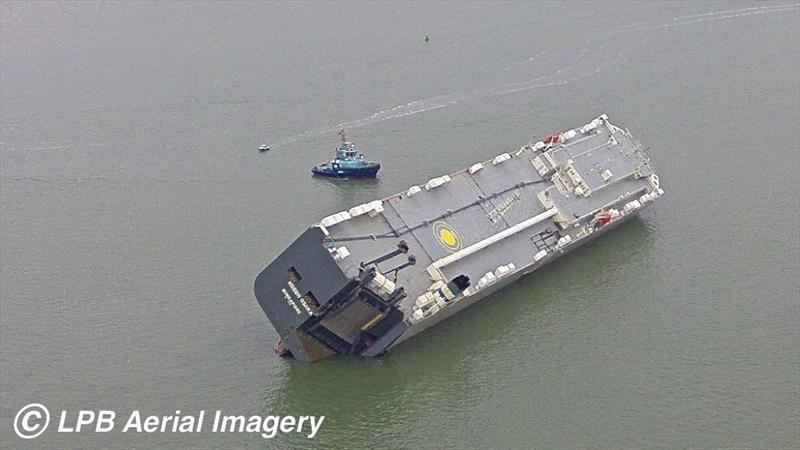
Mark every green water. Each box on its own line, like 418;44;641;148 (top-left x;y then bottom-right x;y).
1;2;798;448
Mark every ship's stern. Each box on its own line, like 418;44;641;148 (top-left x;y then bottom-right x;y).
254;227;408;361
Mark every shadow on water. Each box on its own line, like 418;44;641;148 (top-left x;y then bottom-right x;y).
259;217;657;448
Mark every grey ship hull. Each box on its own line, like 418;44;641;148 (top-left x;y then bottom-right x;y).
254;115;663;362
388;212;638;349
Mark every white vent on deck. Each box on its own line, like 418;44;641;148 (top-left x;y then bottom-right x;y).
477;271;497;290
623;200;642;213
492;153;511;165
468;163;484;174
368;201;384;217
321;211;352;227
649;174;660;190
579;118;604;134
424;175;451;191
561;129;577;142
494;263;516;278
333;246;350;261
349;204;369;217
349;200;383;218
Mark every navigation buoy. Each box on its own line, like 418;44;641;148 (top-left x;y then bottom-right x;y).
424;35;430;43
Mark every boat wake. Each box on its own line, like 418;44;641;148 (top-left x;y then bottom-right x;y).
321;96;462;135
266;3;798;150
268;96;462;149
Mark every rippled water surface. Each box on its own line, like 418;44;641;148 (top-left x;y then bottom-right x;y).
1;2;798;448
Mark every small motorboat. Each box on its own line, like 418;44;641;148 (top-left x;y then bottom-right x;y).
311;129;380;179
259;144;270;153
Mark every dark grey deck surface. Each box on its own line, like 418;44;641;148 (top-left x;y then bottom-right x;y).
321;116;658;316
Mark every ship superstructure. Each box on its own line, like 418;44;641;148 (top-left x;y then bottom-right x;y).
254;115;663;362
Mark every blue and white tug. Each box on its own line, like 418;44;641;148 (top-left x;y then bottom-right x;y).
311;129;381;179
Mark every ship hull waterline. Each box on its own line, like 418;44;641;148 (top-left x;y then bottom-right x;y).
387;212;640;350
311;165;381;179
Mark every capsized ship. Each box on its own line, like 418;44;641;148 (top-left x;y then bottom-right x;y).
255;115;663;362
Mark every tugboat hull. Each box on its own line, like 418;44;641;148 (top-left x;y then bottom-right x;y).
311;163;381;179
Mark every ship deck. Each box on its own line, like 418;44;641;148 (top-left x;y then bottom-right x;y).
320;116;655;316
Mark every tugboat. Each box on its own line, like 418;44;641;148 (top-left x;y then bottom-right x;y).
311;129;380;179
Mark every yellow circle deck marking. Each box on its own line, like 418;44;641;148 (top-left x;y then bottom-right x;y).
432;221;462;252
440;229;456;246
